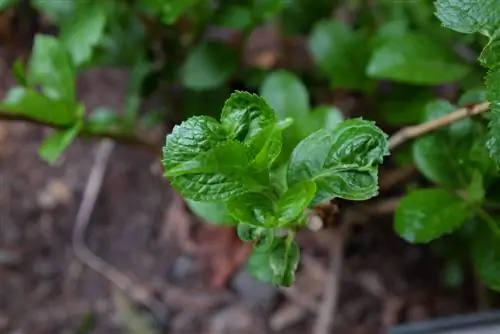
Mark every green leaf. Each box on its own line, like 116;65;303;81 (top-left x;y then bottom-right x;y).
86;107;120;133
309;20;370;90
163;92;286;201
162;0;200;24
468;171;485;203
252;0;287;22
479;33;500;69
435;0;500;36
12;59;27;86
0;87;75;125
237;223;266;242
215;5;253;30
394;189;470;243
181;42;238;91
300;105;344;137
39;123;81;163
287;119;388;204
367;33;470;85
186;199;235;225
28;35;75;102
379;88;433;126
60;4;107;66
227;192;276;227
32;0;74;22
0;0;18;9
247;236;300;286
276;181;316;225
472;221;500;291
486;69;500;166
412;100;477;188
260;70;310;121
458;88;487;106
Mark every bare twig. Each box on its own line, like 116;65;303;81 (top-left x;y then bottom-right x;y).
0;112;160;152
388;102;490;150
71;140;168;322
312;225;348;334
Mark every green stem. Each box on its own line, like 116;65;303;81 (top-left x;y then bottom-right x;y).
474;206;500;239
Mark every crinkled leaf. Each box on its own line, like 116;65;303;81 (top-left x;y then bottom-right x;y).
0;87;76;125
237;223;266;242
394;189;470;243
39;123;81;163
301;105;344;137
287;119;388;204
227;193;276;227
28;35;75;102
367;33;470;85
309;20;370;90
276;180;316;225
60;3;107;66
435;0;500;36
472;221;500;291
181;41;237;91
186;200;235;225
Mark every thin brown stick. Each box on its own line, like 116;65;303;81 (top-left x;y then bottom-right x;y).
388;102;490;150
71;140;168;322
0;112;160;152
312;225;348;334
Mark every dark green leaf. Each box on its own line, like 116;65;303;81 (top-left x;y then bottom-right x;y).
0;0;18;9
468;171;485;203
0;87;75;125
458;88;487;106
28;35;75;102
227;192;276;227
162;0;200;24
287;119;388;204
215;5;253;30
472;221;500;291
252;0;287;22
309;20;370;90
394;189;470;243
379;88;433;126
60;3;107;66
435;0;500;36
186;200;235;225
12;59;27;86
39;123;81;163
276;180;316;225
367;33;470;85
181;42;238;91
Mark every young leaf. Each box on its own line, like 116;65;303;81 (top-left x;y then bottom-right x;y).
367;33;470;85
472;222;500;291
227;193;276;227
247;248;274;283
0;87;75;125
269;237;300;286
287;119;389;204
276;180;316;225
435;0;500;36
394;189;470;243
28;35;75;102
181;41;238;91
39;123;82;163
237;223;266;242
60;3;107;66
186;200;235;225
308;20;370;90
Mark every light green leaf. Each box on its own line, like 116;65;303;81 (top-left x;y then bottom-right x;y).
301;105;343;137
472;221;500;291
86;107;120;133
309;20;370;90
60;4;107;66
186;200;235;225
181;42;238;91
276;181;316;225
287;119;389;204
435;0;500;36
247;248;274;283
0;87;75;125
39;123;81;163
394;189;470;243
367;33;470;85
28;35;75;102
227;192;276;227
32;0;74;22
237;223;266;242
371;20;408;48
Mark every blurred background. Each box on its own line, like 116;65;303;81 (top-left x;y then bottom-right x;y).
0;0;498;333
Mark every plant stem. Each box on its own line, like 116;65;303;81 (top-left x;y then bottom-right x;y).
389;102;490;150
474;206;500;239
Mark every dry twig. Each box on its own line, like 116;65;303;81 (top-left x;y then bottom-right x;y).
388;102;489;150
71;140;168;322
